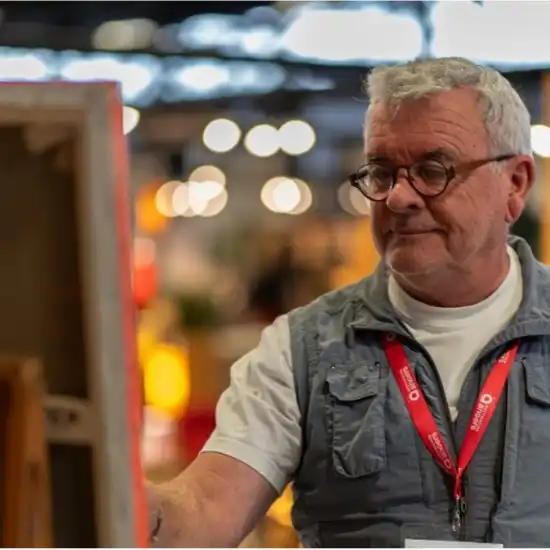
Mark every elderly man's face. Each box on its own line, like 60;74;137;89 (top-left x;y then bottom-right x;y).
366;88;532;278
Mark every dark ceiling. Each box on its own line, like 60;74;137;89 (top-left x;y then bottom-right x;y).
0;1;269;28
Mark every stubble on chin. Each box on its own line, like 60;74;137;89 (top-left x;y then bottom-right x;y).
383;241;441;277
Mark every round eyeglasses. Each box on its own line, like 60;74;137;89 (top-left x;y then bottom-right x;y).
348;154;515;202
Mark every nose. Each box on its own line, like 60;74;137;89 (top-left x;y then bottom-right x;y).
385;170;425;213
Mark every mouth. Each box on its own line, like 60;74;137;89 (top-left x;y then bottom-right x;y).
392;229;435;237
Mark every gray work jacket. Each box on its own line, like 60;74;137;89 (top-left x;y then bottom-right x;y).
289;236;550;547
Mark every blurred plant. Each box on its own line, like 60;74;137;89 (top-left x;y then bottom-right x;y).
210;225;259;272
175;293;222;329
512;209;539;257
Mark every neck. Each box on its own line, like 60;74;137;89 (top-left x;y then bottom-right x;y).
392;247;510;308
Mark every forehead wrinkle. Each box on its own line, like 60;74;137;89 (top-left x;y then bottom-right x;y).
364;89;490;160
365;137;464;164
365;113;487;162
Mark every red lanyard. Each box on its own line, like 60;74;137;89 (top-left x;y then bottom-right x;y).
382;333;519;533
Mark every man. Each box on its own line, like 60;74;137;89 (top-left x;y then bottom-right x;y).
149;57;550;547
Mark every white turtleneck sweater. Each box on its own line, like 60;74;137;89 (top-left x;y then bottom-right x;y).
388;247;523;419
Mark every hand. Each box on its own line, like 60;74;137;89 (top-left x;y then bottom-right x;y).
146;481;163;545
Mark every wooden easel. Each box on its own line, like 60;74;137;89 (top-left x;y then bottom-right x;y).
0;83;146;547
0;357;52;547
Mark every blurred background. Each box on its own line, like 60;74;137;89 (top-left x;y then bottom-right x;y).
5;0;550;545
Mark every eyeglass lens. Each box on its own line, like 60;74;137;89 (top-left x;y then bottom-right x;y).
356;159;450;200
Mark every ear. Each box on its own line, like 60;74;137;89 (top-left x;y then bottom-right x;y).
505;155;536;224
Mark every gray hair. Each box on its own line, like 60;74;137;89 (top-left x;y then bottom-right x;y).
365;57;532;156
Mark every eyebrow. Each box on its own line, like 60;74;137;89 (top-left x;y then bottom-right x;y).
364;148;457;164
422;148;456;162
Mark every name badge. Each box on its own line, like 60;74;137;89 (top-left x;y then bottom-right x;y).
405;539;503;548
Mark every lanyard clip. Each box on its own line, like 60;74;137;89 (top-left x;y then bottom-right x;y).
451;496;467;534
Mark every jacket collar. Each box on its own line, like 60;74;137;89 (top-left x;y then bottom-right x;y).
348;236;550;341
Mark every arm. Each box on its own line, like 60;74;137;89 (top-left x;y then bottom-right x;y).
149;315;301;547
151;453;276;547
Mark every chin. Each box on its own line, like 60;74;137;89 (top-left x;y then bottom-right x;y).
384;247;441;276
383;233;447;275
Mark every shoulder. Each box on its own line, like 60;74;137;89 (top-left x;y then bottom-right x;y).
288;277;371;328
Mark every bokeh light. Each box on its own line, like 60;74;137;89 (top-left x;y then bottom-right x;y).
244;124;279;157
203;118;241;153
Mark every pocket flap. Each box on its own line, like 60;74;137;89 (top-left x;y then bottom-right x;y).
524;359;550;406
326;363;380;401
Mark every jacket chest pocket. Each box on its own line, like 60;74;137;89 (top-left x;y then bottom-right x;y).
325;363;386;478
492;359;550;542
507;360;550;505
519;359;550;446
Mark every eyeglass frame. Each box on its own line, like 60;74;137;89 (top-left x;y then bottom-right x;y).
348;153;516;202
